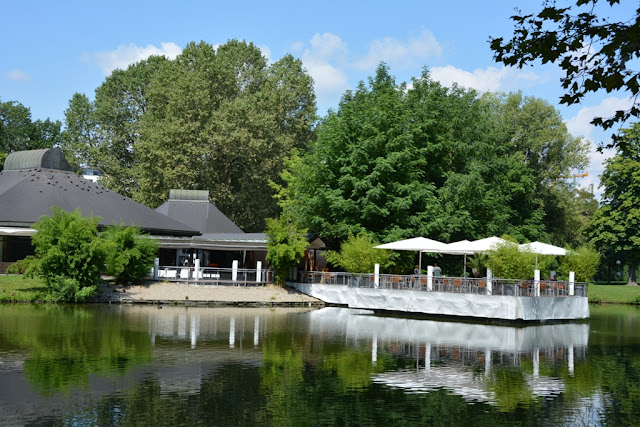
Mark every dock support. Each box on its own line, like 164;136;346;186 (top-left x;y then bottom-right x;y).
374;264;380;288
569;271;575;296
534;269;541;296
256;261;262;283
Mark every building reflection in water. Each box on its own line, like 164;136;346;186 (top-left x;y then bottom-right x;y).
306;307;588;406
140;305;587;406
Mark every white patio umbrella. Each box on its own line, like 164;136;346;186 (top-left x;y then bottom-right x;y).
518;241;568;269
441;237;510;276
375;237;448;273
442;239;474;276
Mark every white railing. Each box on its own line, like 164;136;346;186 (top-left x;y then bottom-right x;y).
154;265;274;286
294;271;587;297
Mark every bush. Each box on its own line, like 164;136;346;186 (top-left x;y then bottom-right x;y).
487;238;537;279
5;255;37;275
559;246;600;282
32;207;107;287
45;276;96;302
103;226;158;284
325;233;391;273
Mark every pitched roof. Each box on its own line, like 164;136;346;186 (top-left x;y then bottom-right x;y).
156;190;244;234
0;149;199;236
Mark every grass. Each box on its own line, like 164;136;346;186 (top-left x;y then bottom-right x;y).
588;283;640;304
0;275;48;302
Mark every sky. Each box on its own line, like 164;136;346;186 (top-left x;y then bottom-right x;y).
2;0;637;199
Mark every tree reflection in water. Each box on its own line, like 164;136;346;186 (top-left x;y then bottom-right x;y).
0;305;639;425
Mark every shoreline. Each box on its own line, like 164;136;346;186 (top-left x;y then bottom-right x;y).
91;281;325;307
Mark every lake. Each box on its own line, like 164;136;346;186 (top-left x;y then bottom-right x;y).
0;303;639;426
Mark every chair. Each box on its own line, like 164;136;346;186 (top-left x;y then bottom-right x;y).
392;276;400;289
453;278;462;293
478;280;486;294
420;277;428;290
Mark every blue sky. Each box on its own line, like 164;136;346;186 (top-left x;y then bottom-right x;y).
2;0;637;197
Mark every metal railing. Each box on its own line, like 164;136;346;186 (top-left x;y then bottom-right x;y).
155;266;274;286
294;271;587;297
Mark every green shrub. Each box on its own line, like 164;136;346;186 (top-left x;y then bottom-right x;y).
5;256;37;275
325;233;391;273
487;238;537;279
45;276;96;302
32;207;107;288
559;246;600;282
103;226;158;284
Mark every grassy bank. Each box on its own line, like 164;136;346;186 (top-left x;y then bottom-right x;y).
588;283;640;304
0;275;48;302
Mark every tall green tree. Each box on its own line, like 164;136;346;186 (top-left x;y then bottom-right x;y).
278;65;587;249
63;40;316;231
490;0;640;149
590;122;640;285
0;99;62;168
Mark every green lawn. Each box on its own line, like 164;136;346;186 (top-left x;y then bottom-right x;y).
0;275;48;302
588;283;640;304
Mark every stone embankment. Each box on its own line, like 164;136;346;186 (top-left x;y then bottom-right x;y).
94;281;324;307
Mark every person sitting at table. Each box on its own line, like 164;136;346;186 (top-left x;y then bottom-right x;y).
433;264;442;277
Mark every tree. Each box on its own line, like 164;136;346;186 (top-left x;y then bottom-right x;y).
0;99;62;163
278;65;588;250
325;233;391;273
490;0;640;149
63;40;316;231
103;226;158;284
589;122;640;285
265;214;308;286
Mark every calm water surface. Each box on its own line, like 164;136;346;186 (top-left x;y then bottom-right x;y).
0;303;639;426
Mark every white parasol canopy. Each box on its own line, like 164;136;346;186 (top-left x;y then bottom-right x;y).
375;237;448;273
518;241;568;269
518;241;568;256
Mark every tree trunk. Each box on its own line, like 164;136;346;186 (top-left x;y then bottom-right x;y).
628;262;638;286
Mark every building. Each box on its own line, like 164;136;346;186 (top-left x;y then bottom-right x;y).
153;189;268;269
0;148;273;273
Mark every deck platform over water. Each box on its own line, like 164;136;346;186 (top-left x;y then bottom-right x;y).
289;272;589;322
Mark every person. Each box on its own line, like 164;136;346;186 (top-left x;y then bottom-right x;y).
433;263;442;277
414;265;420;275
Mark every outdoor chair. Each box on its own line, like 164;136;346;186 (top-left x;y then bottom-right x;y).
478;279;486;294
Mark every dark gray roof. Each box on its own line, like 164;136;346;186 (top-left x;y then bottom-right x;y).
156;192;244;234
0;168;199;236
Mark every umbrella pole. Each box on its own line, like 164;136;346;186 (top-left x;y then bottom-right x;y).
535;255;538;271
463;255;467;277
419;252;422;275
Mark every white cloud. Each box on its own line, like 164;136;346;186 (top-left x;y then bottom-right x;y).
429;65;542;92
353;30;442;70
6;69;31;82
91;42;182;75
298;33;350;106
564;96;635;200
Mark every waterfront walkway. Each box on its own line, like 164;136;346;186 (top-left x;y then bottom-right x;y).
93;281;323;306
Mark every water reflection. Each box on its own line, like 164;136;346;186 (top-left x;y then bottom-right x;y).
3;304;639;426
306;308;587;409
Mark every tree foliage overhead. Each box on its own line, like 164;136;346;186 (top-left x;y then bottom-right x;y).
278;64;589;248
589;122;640;285
490;0;640;149
63;40;316;232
